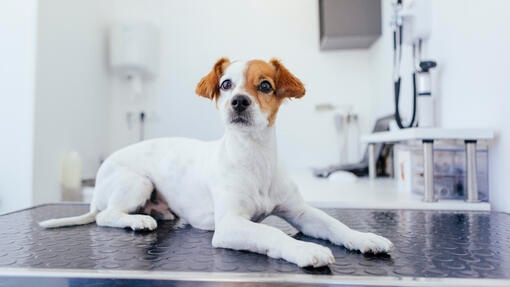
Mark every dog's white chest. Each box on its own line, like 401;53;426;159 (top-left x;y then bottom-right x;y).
251;191;275;222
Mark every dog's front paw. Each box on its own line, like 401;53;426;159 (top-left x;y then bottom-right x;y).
342;231;393;254
128;215;158;231
286;241;335;268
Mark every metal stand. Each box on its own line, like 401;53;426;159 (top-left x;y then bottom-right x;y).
361;128;492;204
422;140;437;202
465;140;480;203
368;144;376;180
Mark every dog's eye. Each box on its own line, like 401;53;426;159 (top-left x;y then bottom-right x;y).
258;81;273;93
220;79;232;91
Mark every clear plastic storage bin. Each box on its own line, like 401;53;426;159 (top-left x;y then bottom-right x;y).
394;142;489;201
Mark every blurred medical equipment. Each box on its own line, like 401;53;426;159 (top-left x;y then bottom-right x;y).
315;104;361;165
314;115;394;178
109;21;159;142
391;0;436;128
334;112;360;165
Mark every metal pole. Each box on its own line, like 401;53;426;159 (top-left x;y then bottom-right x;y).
368;144;376;180
422;140;437;202
465;140;479;203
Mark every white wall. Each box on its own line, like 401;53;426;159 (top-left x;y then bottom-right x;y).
33;0;113;204
6;0;507;213
108;0;375;169
1;0;377;210
0;0;38;213
369;0;510;213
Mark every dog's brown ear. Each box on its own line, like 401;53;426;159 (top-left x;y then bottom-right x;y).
195;58;230;100
270;59;306;99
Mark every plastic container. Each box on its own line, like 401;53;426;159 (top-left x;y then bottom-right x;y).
394;142;489;201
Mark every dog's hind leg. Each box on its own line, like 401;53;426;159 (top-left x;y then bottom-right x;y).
138;190;176;221
95;169;158;231
96;209;157;230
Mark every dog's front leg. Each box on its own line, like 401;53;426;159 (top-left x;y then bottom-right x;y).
277;202;394;254
212;213;335;267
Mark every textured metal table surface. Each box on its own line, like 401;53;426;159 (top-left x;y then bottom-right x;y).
1;204;510;286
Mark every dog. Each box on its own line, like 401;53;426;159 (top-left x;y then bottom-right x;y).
40;58;393;267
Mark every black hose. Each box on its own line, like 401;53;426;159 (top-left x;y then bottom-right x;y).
395;73;417;129
399;25;403;46
393;30;397;51
394;23;417;129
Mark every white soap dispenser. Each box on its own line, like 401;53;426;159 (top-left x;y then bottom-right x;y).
416;60;437;127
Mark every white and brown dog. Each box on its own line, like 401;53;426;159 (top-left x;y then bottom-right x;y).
40;58;393;267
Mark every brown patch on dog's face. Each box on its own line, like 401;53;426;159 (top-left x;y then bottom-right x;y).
243;59;306;126
195;58;231;100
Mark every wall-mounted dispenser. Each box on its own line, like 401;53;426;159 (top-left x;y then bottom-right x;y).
397;0;432;45
109;21;160;96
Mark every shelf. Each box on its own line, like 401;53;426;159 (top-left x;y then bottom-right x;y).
361;128;494;143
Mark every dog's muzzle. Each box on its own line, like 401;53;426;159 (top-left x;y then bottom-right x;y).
230;95;252;125
230;111;251;125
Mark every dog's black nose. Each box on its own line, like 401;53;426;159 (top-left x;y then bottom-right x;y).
231;95;251;112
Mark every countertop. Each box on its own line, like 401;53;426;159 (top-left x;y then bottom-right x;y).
290;170;490;211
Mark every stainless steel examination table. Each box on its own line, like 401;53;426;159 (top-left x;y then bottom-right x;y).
1;204;510;286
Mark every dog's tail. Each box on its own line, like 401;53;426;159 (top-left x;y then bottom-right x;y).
39;208;98;228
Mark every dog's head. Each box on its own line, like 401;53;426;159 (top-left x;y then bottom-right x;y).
195;58;305;130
